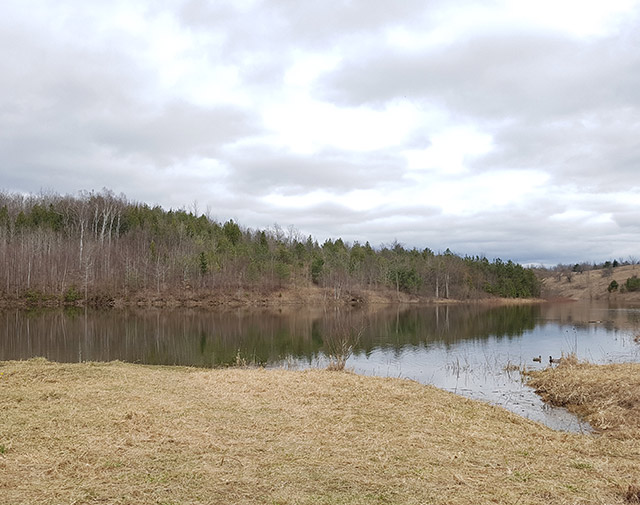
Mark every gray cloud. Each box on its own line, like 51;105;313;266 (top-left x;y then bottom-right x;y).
1;1;639;266
175;0;446;92
0;3;258;191
225;147;406;195
318;23;640;198
179;0;439;50
476;113;640;189
319;29;640;120
94;102;258;164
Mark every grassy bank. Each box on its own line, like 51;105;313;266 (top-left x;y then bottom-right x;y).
1;360;638;504
528;360;640;439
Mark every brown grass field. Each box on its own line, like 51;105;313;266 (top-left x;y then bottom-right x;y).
1;359;639;505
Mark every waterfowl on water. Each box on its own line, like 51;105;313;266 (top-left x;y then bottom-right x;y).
532;355;542;363
549;356;562;364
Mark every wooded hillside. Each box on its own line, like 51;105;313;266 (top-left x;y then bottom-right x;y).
0;190;540;306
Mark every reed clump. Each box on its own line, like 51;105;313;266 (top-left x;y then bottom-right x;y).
2;358;640;504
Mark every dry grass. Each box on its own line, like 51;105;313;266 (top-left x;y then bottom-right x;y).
1;359;639;505
528;359;640;438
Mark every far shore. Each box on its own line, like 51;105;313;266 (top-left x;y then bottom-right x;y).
0;285;549;310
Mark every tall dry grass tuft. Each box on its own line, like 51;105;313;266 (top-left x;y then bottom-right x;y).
559;352;580;366
528;360;640;437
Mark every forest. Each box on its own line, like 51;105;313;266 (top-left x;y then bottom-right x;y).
0;189;540;306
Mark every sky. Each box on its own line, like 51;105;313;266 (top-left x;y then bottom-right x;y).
1;0;639;266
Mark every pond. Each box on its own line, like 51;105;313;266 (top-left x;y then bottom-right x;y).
2;301;639;432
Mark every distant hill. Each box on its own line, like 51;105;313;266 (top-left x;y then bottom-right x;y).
541;264;640;301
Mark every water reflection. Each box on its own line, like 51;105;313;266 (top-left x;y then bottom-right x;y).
0;304;543;366
1;302;639;432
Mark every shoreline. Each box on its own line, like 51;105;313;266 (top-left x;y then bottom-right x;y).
0;285;548;310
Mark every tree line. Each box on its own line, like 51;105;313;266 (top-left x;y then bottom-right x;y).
0;189;540;305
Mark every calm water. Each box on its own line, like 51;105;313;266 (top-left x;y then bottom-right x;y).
2;301;639;431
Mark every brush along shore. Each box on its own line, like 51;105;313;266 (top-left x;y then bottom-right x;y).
0;284;546;310
1;360;638;505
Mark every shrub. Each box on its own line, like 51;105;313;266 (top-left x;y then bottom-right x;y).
64;285;83;303
625;276;640;292
607;280;619;293
24;289;43;305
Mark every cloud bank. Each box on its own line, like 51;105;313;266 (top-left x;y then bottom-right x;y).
1;0;639;265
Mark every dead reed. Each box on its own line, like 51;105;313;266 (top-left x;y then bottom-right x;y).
527;359;640;438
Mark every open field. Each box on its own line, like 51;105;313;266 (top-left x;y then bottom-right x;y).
1;359;639;504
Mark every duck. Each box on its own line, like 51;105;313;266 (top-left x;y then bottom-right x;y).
532;355;542;363
549;356;563;364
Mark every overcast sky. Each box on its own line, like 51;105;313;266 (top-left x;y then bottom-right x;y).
2;0;639;265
